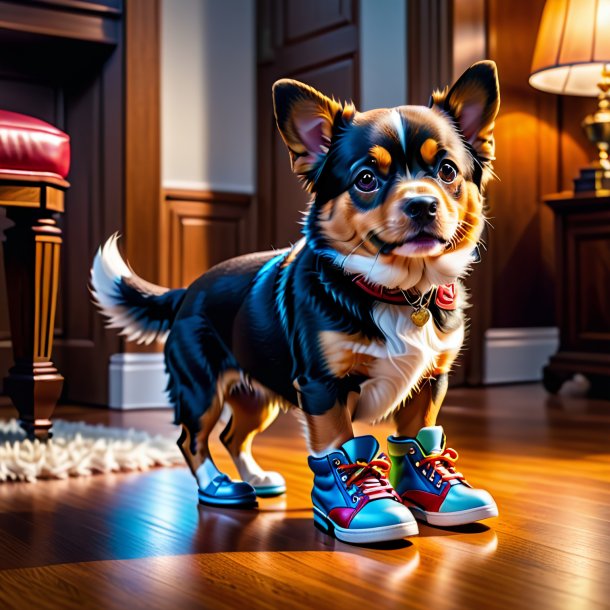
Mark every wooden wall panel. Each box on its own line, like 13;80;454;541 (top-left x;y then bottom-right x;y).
486;0;590;329
161;190;254;289
408;0;594;383
559;96;593;190
452;0;486;77
407;0;453;105
408;0;488;384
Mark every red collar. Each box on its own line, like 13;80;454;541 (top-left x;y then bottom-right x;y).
352;275;458;310
352;276;416;305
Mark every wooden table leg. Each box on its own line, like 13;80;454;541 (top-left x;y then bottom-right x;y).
2;208;64;440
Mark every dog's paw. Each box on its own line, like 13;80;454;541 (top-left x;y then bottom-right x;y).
246;471;287;497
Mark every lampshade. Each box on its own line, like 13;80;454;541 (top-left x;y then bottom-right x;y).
530;0;610;96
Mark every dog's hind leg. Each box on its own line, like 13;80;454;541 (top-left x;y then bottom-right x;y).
175;389;222;487
166;311;258;508
220;386;286;497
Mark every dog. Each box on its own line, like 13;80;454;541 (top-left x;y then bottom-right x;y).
91;60;500;543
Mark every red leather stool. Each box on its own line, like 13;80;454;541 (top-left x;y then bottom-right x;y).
0;110;70;439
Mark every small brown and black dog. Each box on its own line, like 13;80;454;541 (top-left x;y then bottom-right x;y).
91;61;500;542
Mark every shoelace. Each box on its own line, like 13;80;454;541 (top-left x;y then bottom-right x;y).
337;456;400;501
419;447;464;482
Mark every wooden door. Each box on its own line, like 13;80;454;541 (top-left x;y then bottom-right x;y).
257;0;359;250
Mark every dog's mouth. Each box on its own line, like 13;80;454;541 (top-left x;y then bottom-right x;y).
367;230;447;256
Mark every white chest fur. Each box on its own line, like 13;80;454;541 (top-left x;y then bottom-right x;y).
351;303;464;423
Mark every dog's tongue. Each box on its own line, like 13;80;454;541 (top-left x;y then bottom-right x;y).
416;426;445;455
392;238;444;257
340;435;379;463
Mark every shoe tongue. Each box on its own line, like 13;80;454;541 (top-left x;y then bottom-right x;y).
416;426;445;455
340;435;379;463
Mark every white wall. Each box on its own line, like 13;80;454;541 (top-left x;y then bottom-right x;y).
359;0;408;110
161;0;407;191
161;0;256;193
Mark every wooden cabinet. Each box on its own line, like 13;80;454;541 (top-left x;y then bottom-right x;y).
543;192;610;397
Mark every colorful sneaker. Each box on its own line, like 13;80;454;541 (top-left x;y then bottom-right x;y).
387;426;498;527
308;435;419;544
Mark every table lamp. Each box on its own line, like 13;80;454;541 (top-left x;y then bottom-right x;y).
530;0;610;192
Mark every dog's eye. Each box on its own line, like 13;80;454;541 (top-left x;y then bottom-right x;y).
438;162;458;184
354;170;378;193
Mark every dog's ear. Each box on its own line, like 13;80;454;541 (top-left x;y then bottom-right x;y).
273;79;349;184
431;61;500;162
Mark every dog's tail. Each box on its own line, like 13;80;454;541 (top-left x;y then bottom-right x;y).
90;234;187;345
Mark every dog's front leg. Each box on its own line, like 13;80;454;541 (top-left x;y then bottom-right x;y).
294;376;354;454
387;364;498;526
393;346;460;436
300;378;418;542
393;373;448;438
303;402;354;455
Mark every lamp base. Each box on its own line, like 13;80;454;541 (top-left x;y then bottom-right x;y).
573;164;610;192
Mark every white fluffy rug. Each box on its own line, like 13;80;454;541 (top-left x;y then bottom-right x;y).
0;419;183;483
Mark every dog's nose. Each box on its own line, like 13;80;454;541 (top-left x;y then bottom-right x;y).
403;196;438;222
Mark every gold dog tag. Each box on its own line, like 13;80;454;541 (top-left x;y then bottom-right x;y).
411;307;431;327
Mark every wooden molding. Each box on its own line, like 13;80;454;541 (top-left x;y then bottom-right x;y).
0;172;69;188
164;188;251;206
124;0;161;355
125;0;161;284
27;1;122;16
0;0;121;44
0;185;65;212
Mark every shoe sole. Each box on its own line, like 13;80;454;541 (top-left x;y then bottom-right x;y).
198;489;258;509
254;484;287;498
409;503;498;527
313;506;419;544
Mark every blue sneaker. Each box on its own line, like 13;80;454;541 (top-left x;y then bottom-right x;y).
308;435;419;544
388;426;498;527
198;473;258;508
195;457;258;509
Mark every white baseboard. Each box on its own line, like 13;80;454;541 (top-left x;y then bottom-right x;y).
108;353;171;410
483;327;559;384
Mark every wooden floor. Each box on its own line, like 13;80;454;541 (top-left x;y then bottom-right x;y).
0;384;609;610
